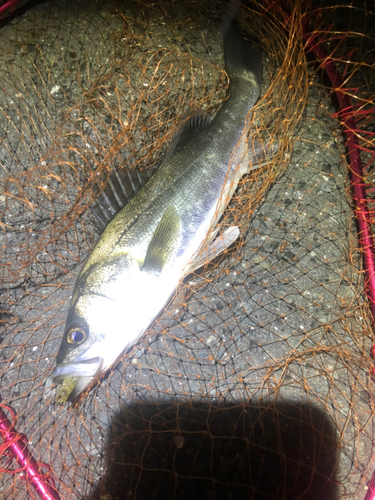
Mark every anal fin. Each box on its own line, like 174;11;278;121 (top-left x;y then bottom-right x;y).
184;226;240;275
233;135;280;176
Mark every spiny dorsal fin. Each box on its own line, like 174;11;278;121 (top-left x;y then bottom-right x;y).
142;205;181;273
163;109;212;164
90;166;158;230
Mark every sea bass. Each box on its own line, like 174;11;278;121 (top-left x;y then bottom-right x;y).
52;19;277;402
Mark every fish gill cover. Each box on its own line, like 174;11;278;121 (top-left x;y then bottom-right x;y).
0;0;374;498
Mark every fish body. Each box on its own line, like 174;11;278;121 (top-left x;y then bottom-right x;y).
52;20;273;402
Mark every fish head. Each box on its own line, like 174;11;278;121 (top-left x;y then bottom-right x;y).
51;255;170;403
52;205;183;403
52;255;143;402
51;293;112;403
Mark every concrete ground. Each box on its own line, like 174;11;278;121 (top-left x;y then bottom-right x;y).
0;1;373;499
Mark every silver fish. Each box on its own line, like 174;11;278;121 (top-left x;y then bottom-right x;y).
51;20;277;402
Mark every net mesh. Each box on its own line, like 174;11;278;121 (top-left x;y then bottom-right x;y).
0;0;374;498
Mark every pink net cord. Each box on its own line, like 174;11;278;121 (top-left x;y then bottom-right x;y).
0;0;20;19
0;404;61;500
265;2;375;496
268;0;375;333
303;29;375;335
301;10;375;500
365;481;375;500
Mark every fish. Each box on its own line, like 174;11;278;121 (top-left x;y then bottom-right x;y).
51;18;278;403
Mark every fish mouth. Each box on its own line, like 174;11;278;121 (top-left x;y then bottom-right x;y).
52;357;103;403
52;356;102;381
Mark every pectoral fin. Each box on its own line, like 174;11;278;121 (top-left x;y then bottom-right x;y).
142;206;181;272
184;226;240;275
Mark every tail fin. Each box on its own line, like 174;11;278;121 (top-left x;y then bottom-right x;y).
222;19;262;88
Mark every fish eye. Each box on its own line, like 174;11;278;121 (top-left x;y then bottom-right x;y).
67;327;87;345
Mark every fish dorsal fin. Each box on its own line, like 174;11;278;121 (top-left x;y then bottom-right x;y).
142;205;181;273
163;110;212;164
90;166;158;230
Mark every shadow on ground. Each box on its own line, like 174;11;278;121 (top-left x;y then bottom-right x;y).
88;400;338;500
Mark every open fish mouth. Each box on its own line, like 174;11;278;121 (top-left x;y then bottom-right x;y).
52;356;103;403
52;356;102;381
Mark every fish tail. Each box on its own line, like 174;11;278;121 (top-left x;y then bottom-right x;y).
222;18;262;89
